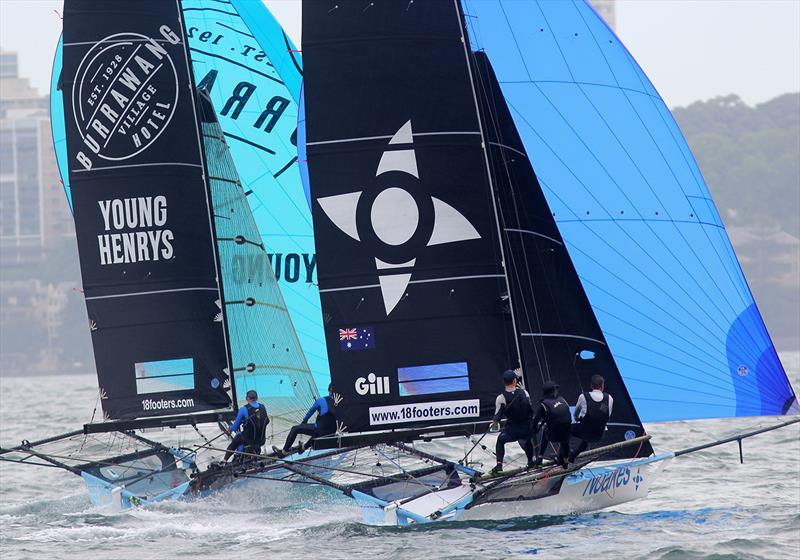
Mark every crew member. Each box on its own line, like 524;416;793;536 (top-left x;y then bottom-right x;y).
531;380;572;468
224;389;270;462
490;370;535;474
278;384;338;456
569;374;613;463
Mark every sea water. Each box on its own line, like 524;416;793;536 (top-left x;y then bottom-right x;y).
1;355;798;560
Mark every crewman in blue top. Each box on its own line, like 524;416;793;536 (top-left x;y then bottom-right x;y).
223;389;270;462
277;384;338;457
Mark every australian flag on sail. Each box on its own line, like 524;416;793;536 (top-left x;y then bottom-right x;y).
339;327;375;351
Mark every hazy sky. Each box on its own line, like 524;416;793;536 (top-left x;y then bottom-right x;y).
0;0;798;108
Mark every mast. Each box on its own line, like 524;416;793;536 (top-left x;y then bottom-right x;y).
452;0;524;379
176;1;237;413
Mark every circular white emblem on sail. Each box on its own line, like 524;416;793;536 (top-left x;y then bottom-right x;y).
371;188;419;246
316;120;481;315
72;30;179;163
737;365;749;377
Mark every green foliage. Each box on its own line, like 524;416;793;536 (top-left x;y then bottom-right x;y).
673;93;799;350
673;93;800;235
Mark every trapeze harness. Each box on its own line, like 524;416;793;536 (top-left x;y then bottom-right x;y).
241;403;270;451
314;395;337;435
577;392;610;442
537;395;572;439
498;388;533;438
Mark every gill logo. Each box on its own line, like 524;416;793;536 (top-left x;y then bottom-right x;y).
355;373;390;396
316;120;481;315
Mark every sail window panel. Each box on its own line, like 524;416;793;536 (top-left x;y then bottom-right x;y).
398;362;470;397
135;359;195;395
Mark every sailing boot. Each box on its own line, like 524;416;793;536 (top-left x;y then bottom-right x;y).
490;463;503;476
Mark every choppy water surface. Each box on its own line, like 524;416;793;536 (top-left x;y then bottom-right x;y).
1;355;798;560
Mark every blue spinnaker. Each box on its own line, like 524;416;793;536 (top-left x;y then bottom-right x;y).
230;0;304;104
50;0;329;399
462;0;797;421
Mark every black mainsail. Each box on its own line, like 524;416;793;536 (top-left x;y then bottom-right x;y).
303;0;518;436
61;0;234;421
302;0;648;456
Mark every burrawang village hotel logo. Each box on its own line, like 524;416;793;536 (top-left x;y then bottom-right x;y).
71;25;182;170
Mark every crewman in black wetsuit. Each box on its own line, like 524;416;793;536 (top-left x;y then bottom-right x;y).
224;390;270;462
277;384;338;457
531;381;572;468
490;370;535;474
569;374;613;463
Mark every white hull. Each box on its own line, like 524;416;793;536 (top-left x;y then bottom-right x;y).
355;454;672;526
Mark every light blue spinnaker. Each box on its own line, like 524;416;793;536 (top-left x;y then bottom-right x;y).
50;1;329;401
462;0;797;421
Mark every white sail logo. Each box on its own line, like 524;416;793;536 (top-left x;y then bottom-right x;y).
71;26;181;170
317;120;481;314
354;373;390;396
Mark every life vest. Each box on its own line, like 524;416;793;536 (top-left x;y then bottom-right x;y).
578;392;610;441
241;403;270;448
502;388;533;426
315;395;337;435
541;395;571;428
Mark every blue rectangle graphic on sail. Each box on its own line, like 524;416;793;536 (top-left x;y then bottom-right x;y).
135;359;195;395
339;327;376;351
398;362;470;396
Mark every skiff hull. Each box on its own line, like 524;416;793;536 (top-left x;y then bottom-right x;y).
355;454;672;526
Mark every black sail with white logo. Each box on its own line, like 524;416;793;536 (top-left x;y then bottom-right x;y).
472;52;652;457
302;0;518;436
62;0;234;420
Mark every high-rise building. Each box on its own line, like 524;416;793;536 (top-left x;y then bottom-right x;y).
0;50;73;266
589;0;617;31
